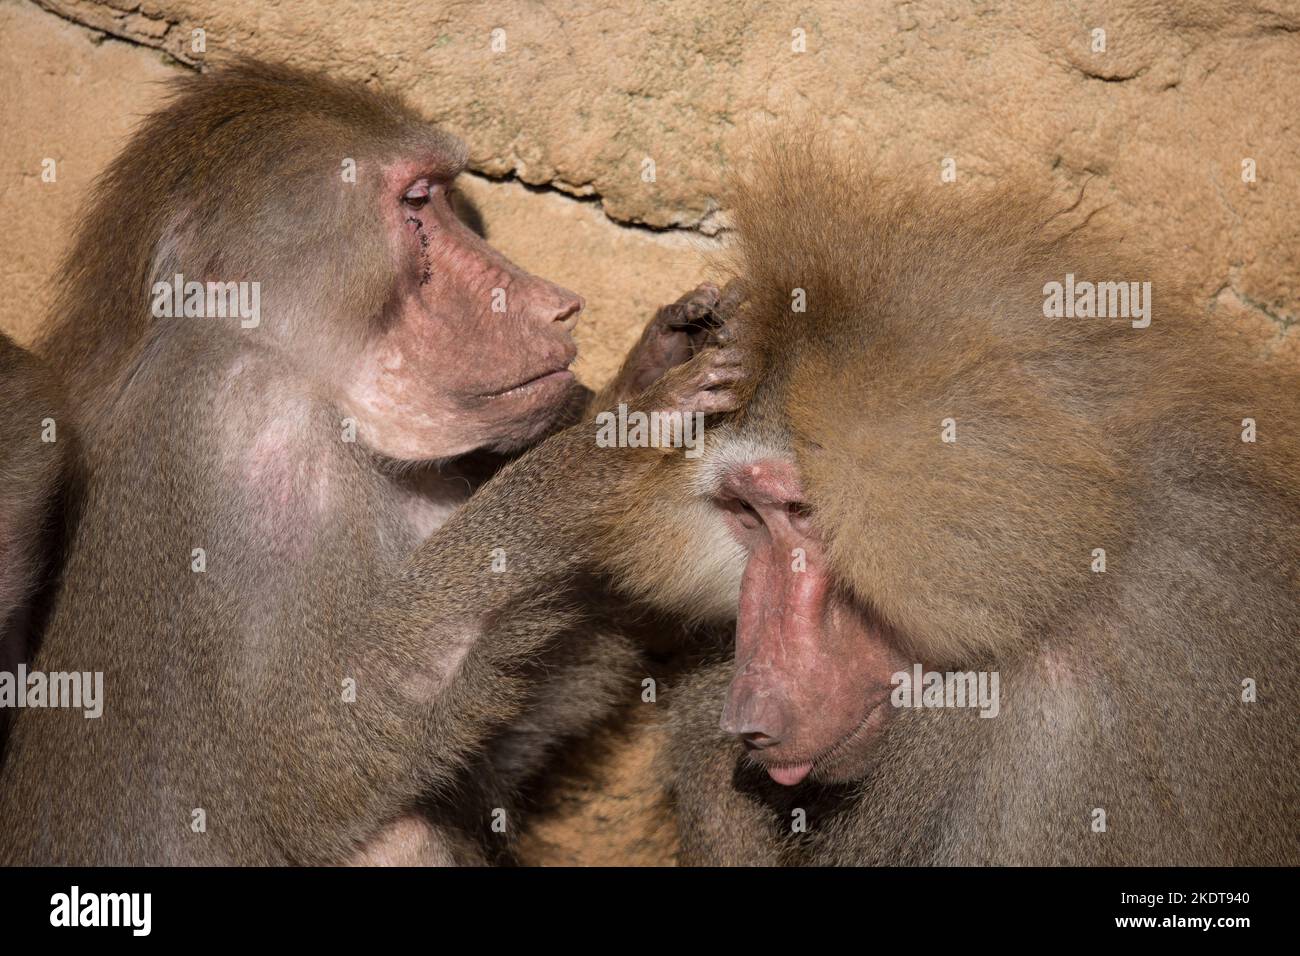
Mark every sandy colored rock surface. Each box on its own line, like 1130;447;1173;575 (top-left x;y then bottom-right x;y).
514;703;678;867
0;0;176;345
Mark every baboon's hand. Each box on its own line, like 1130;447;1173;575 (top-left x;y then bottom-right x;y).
601;281;747;405
687;279;746;350
632;344;749;418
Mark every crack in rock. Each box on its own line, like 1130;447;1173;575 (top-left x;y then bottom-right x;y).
29;0;719;238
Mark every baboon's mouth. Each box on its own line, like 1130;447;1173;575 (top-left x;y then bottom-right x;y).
483;367;574;399
765;761;814;786
746;693;894;787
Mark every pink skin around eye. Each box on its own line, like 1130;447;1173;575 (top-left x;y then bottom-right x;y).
338;157;584;463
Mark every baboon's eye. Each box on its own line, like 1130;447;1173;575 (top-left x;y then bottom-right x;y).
717;496;762;531
403;184;430;209
787;502;813;533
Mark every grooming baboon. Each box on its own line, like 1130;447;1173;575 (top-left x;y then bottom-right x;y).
0;333;66;755
599;147;1300;865
0;59;744;865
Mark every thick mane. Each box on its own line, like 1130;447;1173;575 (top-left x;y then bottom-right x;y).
722;140;1300;660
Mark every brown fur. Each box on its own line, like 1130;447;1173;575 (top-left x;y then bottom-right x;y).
602;143;1300;864
0;333;68;756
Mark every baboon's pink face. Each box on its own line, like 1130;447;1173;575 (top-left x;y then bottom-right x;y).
342;158;584;461
709;453;906;786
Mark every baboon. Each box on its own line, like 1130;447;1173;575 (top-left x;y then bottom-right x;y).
0;332;66;755
0;59;744;865
598;146;1300;865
